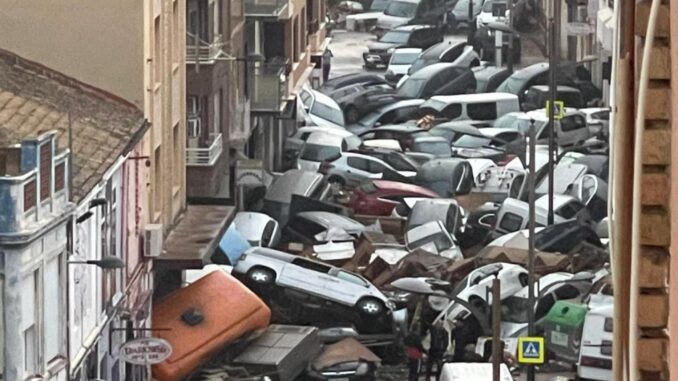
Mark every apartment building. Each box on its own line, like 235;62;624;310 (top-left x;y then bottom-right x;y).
186;0;250;199
244;0;330;172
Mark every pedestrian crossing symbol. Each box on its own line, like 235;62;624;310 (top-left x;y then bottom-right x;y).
517;337;545;364
545;100;566;120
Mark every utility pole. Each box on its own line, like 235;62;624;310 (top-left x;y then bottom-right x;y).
507;0;515;71
467;0;475;43
526;119;537;381
547;0;561;225
491;278;502;381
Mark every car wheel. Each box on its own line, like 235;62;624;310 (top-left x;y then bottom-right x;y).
328;175;346;186
345;106;360;124
248;267;275;285
357;298;384;315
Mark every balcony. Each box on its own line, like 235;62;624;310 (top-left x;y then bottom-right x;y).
245;0;288;17
186;133;223;166
250;62;289;113
186;32;224;64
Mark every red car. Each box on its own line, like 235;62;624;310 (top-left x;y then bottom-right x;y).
350;180;439;216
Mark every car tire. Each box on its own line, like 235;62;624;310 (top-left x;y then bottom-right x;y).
248;267;275;285
328;175;346;186
345;106;360;124
357;297;384;316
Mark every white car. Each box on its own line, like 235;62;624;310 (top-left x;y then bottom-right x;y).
232;212;281;248
296;131;361;171
476;0;509;29
405;221;463;261
285;125;348;160
322;151;416;187
385;47;422;84
233;247;394;316
298;86;346;128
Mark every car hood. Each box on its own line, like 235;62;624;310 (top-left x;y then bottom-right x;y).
377;14;410;29
306;114;345;129
347;11;384;21
368;41;400;51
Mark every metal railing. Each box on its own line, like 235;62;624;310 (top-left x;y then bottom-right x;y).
186;32;224;64
250;61;289;112
244;0;288;16
186;133;223;166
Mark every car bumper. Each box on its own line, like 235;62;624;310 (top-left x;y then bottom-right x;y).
363;52;391;67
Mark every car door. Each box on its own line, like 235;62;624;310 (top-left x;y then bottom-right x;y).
345;155;376;185
279;257;333;296
326;269;371;305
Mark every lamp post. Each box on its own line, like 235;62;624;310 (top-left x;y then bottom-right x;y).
547;0;562;225
526;118;537;381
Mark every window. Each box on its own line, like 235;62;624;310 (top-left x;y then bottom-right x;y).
378;110;398;125
261;221;276;246
154;16;162;83
153;148;162;216
173;0;180;63
347;157;370;171
336;271;367;286
213;90;222;136
22;271;38;374
367;159;387;174
498;212;523;232
300;132;311;141
467;102;498;120
39;142;52;201
358;181;378;194
293;16;299;62
44;256;61;362
557;201;583;219
560;115;587;132
55;162;65;192
299;144;340;162
604;317;613;333
442;104;463;119
291;257;331;273
24;179;37;212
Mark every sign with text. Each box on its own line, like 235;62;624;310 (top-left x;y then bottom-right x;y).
119;337;173;365
517;337;545;364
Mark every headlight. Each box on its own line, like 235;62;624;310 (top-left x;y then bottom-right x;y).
387;47;395;54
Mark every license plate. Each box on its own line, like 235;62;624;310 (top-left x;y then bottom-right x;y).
366;55;381;62
551;330;569;346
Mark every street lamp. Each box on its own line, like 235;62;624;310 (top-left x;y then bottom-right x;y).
68;255;125;269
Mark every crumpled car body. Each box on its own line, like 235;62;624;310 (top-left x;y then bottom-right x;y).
405;220;464;261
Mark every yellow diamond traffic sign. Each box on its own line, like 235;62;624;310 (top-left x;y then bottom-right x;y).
545;100;566;120
517;336;545;364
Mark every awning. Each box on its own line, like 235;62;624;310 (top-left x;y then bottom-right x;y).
154;205;235;269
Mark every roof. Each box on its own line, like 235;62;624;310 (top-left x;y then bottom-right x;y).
372;180;438;196
511;62;549;79
409;63;460;79
306;131;345;146
393;47;423;54
393;24;434;32
423;41;466;58
429;92;519;104
0;50;146;203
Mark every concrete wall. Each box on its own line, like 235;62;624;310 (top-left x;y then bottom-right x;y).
0;0;144;108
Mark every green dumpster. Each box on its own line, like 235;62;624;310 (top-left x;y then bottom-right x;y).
543;301;587;362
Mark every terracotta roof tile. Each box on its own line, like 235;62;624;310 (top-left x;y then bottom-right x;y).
0;51;146;203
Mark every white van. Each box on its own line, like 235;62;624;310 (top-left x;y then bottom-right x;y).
417;93;520;123
577;295;613;381
496;110;591;147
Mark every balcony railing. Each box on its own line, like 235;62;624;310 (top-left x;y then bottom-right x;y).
245;0;288;17
186;32;224;64
250;61;289;113
186;133;223;166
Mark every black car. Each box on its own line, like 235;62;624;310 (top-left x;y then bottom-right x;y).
363;25;442;69
320;73;389;94
495;62;602;105
523;85;585;111
473;65;513;92
408;41;481;76
472;25;522;63
396;63;476;99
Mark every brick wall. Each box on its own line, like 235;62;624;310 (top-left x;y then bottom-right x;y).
635;1;671;379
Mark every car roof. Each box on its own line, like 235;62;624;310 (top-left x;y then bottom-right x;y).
429;92;518;104
476;127;519;137
473;65;510;77
393;24;434;32
372;180;438;196
421;41;465;58
265;170;324;203
409;63;461;79
306;131;349;146
378;99;426;111
296;211;364;230
529;85;580;92
306;87;342;110
393;47;424;54
510;63;549;80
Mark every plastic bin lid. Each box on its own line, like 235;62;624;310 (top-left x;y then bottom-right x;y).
544;301;587;327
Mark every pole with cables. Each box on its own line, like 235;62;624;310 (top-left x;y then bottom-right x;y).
526;119;537;381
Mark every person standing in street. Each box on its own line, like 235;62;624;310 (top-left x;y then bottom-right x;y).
404;331;426;381
427;320;449;381
322;49;333;82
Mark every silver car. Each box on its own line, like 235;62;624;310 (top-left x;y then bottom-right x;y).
233;247;394;316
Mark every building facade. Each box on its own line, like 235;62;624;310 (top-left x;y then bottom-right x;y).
244;0;330;172
186;0;250;199
0;132;73;381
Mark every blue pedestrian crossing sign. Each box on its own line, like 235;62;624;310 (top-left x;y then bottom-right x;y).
545;100;566;120
517;337;545;364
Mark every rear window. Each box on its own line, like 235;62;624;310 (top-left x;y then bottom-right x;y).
467;102;498;120
604;317;613;332
359;181;379;194
560;115;587;132
600;340;612;356
299;144;341;162
499;212;523;232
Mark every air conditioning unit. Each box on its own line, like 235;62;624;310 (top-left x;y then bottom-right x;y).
144;224;163;258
